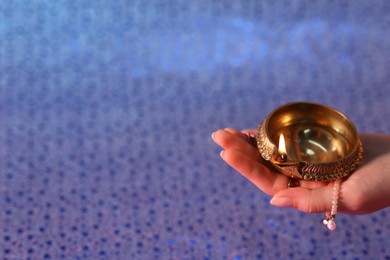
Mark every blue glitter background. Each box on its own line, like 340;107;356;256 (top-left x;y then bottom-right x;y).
0;0;389;259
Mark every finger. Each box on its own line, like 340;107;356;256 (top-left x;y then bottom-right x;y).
225;127;258;148
223;127;247;138
221;148;289;195
223;128;257;141
223;128;258;147
212;129;261;161
270;185;335;213
240;129;258;137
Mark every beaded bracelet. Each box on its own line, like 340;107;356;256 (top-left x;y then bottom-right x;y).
323;178;341;231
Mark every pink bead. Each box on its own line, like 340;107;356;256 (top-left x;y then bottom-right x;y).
327;219;336;231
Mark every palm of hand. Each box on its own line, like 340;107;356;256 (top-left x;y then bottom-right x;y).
212;128;390;215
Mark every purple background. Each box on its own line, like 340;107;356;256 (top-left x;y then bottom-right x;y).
1;0;389;259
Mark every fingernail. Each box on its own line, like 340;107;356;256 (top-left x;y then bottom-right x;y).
270;196;292;207
211;132;216;141
220;150;225;159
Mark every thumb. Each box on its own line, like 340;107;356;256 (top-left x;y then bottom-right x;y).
270;186;334;213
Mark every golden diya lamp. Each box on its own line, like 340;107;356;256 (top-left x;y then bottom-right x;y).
256;102;363;230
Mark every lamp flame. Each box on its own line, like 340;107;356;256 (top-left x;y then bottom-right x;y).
278;134;287;156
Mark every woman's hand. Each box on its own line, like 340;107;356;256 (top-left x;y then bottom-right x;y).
212;128;390;215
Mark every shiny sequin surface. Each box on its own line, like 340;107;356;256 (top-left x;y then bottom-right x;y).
1;0;389;259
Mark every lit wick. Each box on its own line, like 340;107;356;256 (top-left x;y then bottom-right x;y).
278;134;287;161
